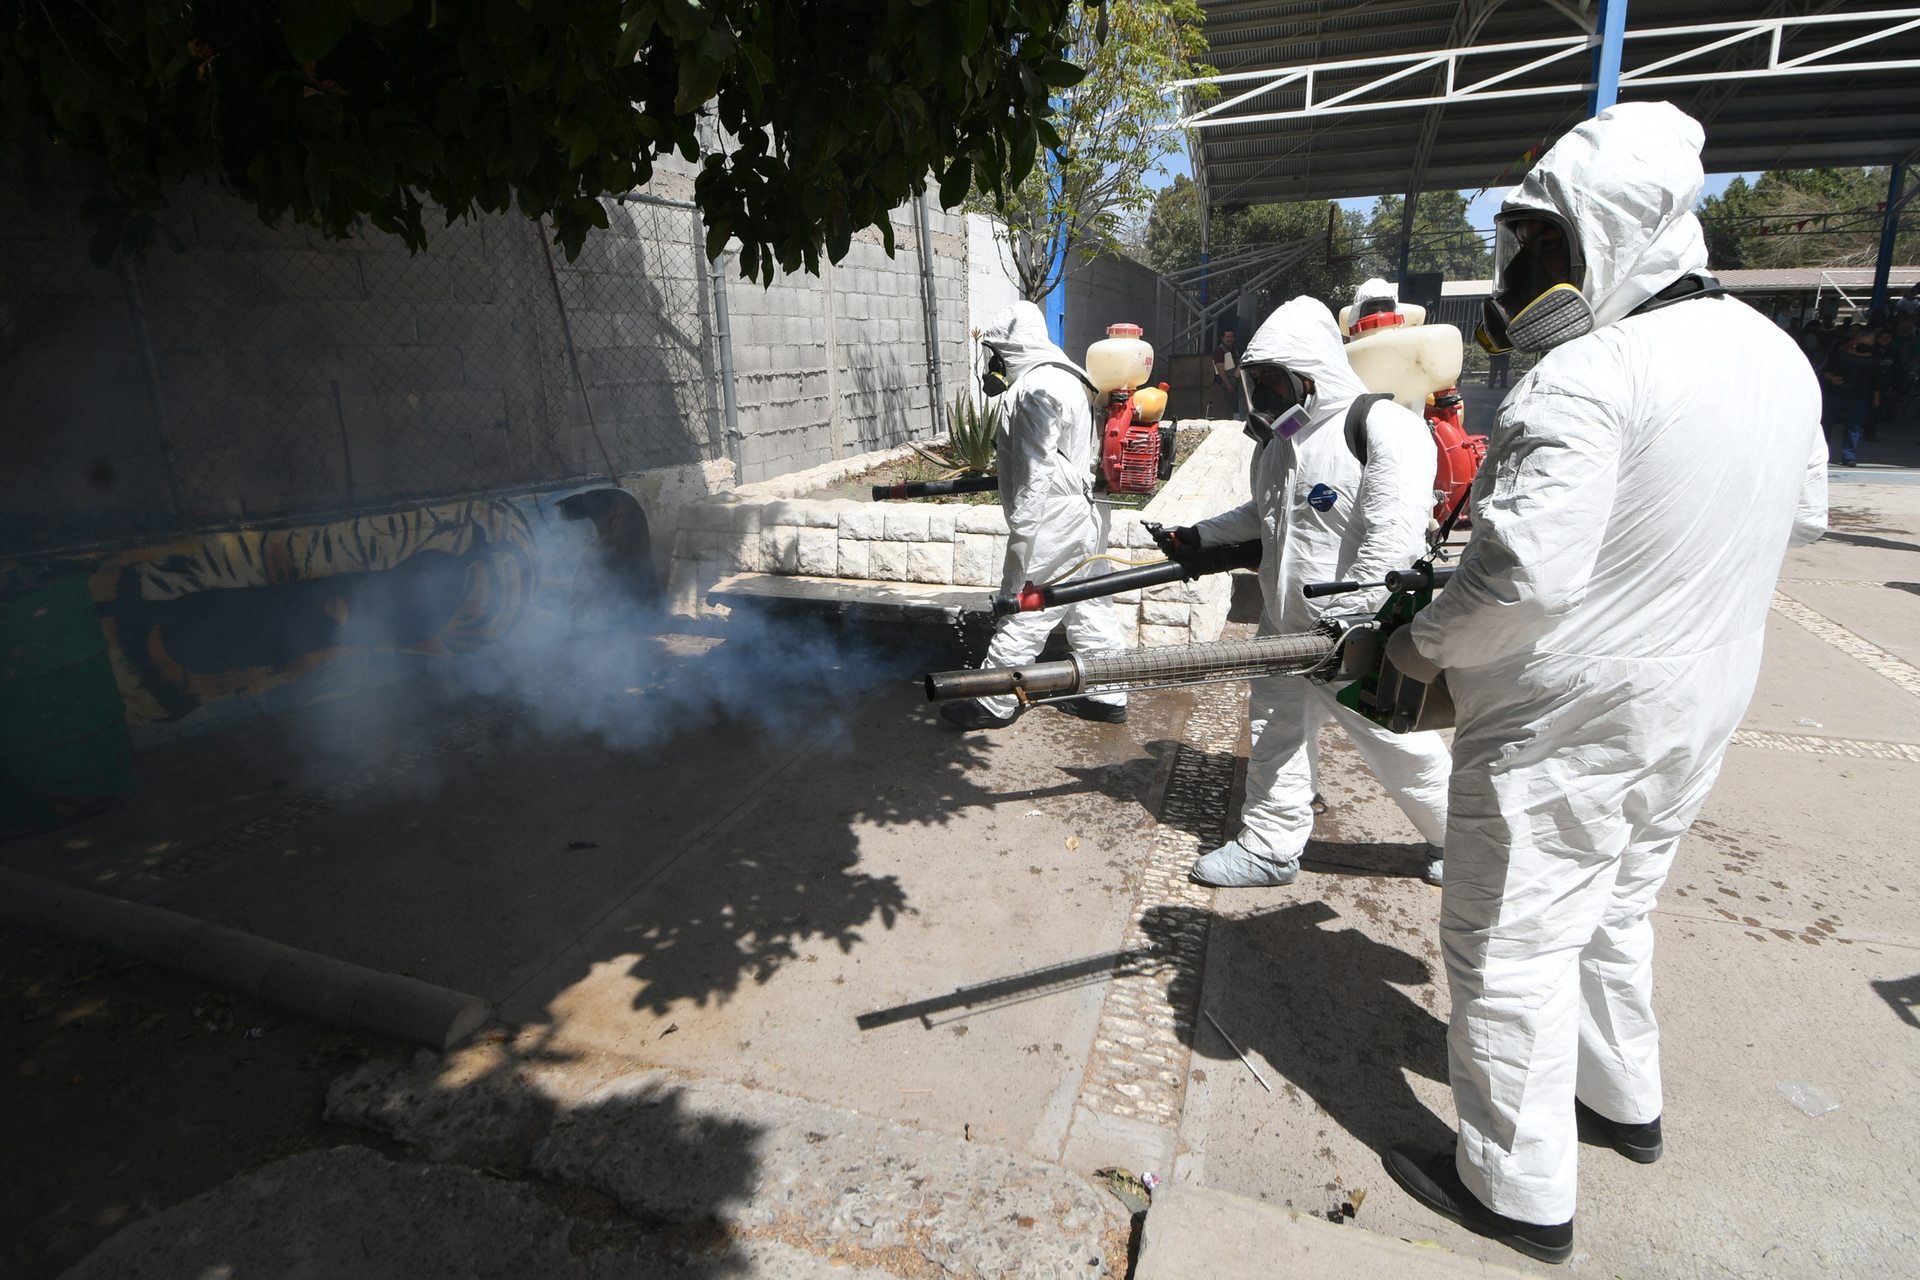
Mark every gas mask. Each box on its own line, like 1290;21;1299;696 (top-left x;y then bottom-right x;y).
1239;364;1312;446
1478;211;1591;354
980;350;1010;398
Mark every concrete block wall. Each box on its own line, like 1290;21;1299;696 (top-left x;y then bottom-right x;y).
670;423;1256;647
1065;251;1181;373
725;202;969;486
3;139;977;561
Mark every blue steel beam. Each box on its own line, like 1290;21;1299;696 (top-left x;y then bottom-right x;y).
1588;0;1628;117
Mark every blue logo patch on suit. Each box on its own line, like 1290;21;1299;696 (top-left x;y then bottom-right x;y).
1307;483;1339;512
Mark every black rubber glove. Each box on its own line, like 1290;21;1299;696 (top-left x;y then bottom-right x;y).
1145;522;1205;564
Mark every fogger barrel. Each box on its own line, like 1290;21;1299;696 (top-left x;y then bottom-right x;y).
992;540;1261;617
872;476;1000;500
925;628;1338;703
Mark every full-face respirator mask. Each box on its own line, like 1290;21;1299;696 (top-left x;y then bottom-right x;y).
980;350;1011;398
1477;210;1592;355
1240;364;1312;447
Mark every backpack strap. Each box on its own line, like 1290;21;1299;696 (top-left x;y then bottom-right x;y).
1342;392;1396;467
1028;359;1100;396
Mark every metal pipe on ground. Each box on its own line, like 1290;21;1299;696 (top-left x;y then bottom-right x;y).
0;867;491;1050
925;628;1337;703
873;475;1000;500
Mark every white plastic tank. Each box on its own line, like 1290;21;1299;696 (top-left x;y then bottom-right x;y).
1086;323;1153;394
1346;323;1463;411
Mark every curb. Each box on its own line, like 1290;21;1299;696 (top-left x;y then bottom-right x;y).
0;867;490;1049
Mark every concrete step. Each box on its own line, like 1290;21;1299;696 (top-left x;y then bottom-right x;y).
1135;1184;1538;1279
67;1050;1131;1277
327;1052;1125;1276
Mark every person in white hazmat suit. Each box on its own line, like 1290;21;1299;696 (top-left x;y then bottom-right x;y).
1378;102;1828;1265
1350;276;1401;327
940;302;1131;730
1150;296;1451;886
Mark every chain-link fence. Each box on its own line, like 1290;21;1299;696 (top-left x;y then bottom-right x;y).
1;147;722;560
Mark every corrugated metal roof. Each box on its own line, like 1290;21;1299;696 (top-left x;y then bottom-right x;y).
1434;269;1920;298
1190;0;1920;206
1716;267;1920;290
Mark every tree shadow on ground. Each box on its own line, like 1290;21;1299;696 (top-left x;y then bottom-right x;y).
1143;899;1455;1156
1871;974;1920;1029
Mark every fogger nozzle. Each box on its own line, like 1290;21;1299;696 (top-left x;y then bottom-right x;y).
925;628;1340;703
991;539;1262;617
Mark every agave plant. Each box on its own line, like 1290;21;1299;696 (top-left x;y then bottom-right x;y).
943;391;1002;475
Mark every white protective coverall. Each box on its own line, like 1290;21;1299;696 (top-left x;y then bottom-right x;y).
976;303;1129;719
1192;297;1451;866
1406;102;1830;1225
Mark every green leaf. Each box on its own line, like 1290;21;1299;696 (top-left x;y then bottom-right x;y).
281;0;353;62
960;0;989;52
739;40;773;86
350;0;412;24
938;155;971;209
566;123;599;168
675;49;724;115
1037;59;1085;88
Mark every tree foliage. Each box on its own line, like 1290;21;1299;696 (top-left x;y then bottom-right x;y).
1142;174;1358;312
978;0;1206;302
1353;193;1489;283
1698;168;1915;272
1;0;1083;277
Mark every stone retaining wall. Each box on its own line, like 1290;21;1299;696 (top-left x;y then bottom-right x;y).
667;420;1255;647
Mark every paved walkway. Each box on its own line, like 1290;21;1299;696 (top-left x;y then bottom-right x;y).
18;482;1919;1278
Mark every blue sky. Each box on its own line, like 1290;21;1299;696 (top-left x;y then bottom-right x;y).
1143;146;1758;239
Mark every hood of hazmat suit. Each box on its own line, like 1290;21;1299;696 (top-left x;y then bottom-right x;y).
1354;277;1399;312
1486;100;1715;350
1404;102;1829;1228
1192;296;1438;634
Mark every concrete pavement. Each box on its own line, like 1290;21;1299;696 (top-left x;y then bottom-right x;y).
26;480;1920;1278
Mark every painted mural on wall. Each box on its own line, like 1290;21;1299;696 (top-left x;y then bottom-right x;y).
90;500;538;726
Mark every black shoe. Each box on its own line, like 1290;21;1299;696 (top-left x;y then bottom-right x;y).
1384;1145;1574;1266
1054;696;1127;724
1841;457;1859;467
1575;1098;1663;1164
939;699;1018;730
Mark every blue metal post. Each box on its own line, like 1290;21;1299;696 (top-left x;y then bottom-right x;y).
1870;162;1907;315
1588;0;1627;117
1044;161;1068;347
1045;240;1067;348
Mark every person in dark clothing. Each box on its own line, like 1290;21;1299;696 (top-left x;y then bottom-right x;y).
1822;327;1877;465
1867;328;1901;441
1488;350;1511;388
1210;329;1240;418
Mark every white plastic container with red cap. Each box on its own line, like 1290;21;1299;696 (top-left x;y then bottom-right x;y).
1086;323;1153;394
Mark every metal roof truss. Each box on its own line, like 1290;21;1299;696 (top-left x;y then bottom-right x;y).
1173;8;1920;130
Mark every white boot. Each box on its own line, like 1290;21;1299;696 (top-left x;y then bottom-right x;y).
1188;839;1299;887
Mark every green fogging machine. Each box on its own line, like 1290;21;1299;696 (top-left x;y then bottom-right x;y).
924;554;1459;735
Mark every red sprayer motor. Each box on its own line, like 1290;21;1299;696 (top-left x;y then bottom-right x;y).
1424;388;1485;526
1101;383;1174;494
